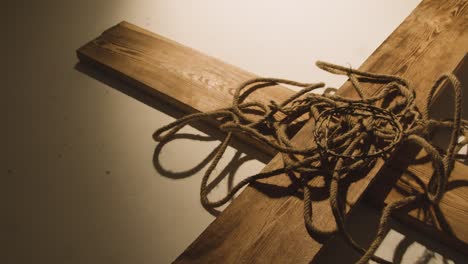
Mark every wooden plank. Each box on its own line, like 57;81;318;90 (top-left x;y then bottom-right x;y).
366;54;468;254
77;21;294;156
76;0;468;262
369;151;468;254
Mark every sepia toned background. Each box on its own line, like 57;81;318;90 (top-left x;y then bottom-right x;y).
4;0;465;263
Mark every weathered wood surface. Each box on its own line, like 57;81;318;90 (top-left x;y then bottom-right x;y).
77;0;468;262
367;54;468;254
371;151;468;254
77;21;293;156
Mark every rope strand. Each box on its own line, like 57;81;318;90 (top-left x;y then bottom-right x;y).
153;61;466;263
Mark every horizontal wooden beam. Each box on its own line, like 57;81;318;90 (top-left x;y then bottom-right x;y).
77;0;467;261
76;21;295;157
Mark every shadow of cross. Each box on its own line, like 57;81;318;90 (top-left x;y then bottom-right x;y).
76;0;468;262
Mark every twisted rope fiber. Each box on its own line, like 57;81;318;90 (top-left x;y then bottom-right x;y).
154;61;467;264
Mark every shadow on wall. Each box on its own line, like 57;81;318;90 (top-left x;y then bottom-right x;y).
75;62;273;165
430;54;468;165
77;54;468;263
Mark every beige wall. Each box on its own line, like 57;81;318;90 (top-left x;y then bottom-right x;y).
4;0;465;263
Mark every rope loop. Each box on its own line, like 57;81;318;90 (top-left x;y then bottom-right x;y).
153;61;466;264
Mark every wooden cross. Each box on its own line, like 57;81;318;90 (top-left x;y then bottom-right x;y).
77;0;467;262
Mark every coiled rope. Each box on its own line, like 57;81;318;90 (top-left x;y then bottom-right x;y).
154;61;467;264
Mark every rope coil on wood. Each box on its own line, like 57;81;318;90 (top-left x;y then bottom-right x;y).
154;61;467;264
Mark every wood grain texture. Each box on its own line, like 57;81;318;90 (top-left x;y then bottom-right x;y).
76;0;468;262
375;153;468;254
367;54;468;254
77;21;294;156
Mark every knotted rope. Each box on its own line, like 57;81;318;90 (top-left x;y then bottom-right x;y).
154;61;467;264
